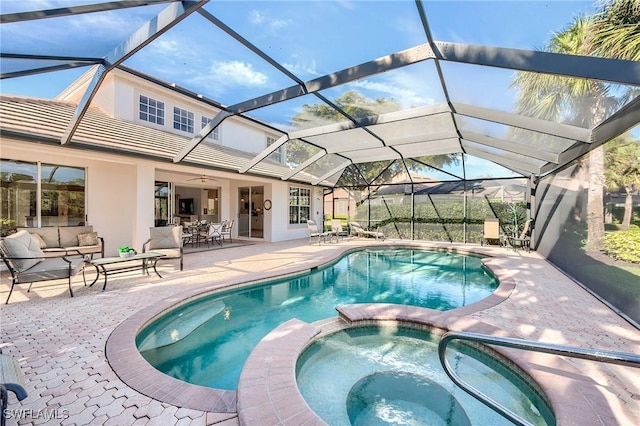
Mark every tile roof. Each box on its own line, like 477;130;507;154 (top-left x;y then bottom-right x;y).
0;95;299;182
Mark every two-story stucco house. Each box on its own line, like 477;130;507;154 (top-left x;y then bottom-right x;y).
1;66;326;256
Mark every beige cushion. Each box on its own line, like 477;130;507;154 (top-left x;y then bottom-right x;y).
77;232;99;246
149;226;181;249
31;233;47;249
19;227;59;248
147;248;180;259
60;246;101;255
1;230;45;272
59;226;93;247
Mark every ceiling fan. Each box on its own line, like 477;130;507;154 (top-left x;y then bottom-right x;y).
187;175;217;183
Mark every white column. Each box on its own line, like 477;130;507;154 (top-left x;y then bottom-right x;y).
133;164;156;251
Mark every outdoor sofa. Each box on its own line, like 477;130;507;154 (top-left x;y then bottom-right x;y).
17;225;104;259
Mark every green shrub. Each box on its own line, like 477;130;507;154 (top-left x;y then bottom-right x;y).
603;229;640;263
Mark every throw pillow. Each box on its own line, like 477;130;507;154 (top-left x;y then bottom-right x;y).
78;232;99;246
30;233;47;249
1;230;45;272
59;226;92;247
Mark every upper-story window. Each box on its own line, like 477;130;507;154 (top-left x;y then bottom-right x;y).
201;117;220;141
173;107;194;133
267;136;283;163
139;95;164;125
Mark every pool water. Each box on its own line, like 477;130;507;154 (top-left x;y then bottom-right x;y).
296;327;555;426
137;248;498;390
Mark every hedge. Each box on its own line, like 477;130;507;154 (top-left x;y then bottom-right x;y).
603;227;640;263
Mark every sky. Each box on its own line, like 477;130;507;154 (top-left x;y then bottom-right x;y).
3;0;631;180
0;1;600;107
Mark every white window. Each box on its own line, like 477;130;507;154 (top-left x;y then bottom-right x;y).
267;136;283;163
201;116;220;141
173;107;194;133
289;186;310;224
139;95;164;125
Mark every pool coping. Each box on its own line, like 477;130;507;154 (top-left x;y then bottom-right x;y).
104;243;620;424
105;243;503;412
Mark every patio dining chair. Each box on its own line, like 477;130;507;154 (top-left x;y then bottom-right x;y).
307;220;330;245
221;220;234;243
331;219;349;241
203;223;223;247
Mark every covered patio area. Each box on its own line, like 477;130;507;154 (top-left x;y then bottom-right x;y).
1;239;638;425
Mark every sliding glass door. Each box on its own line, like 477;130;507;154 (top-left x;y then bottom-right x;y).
238;186;264;238
154;181;179;226
1;159;85;235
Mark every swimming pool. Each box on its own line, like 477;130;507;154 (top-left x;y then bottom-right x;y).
296;326;555;425
136;248;499;390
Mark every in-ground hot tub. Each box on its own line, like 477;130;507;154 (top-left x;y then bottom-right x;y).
296;326;555;426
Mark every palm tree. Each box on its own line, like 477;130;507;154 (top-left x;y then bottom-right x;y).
511;0;639;251
605;136;640;230
591;0;640;63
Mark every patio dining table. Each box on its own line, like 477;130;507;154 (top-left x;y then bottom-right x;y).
183;224;208;247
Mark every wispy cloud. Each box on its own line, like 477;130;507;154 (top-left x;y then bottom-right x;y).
282;60;319;77
152;39;181;54
248;10;265;25
210;61;268;87
350;73;437;108
248;9;290;36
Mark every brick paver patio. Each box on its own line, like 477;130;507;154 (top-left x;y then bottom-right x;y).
1;239;638;425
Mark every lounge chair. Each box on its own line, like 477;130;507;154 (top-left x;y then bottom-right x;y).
142;225;183;270
481;218;502;246
348;222;385;240
0;230;86;303
307;220;330;245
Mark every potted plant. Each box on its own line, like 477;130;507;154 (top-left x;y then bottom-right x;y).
118;245;136;258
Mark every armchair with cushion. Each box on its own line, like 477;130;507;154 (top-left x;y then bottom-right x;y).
142;226;183;271
0;230;86;303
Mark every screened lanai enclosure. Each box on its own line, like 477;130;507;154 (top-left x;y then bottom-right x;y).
1;0;639;323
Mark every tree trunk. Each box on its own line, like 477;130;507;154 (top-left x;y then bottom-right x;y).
586;145;605;251
622;187;633;230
